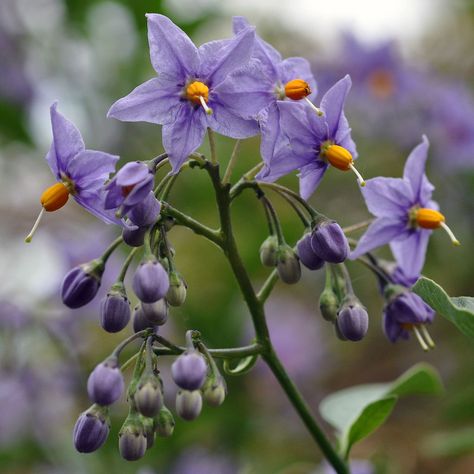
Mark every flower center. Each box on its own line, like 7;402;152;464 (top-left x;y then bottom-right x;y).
186;81;213;115
320;143;365;186
284;79;311;100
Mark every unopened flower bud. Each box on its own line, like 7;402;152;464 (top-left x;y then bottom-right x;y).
139;415;155;450
259;235;278;267
336;298;369;341
319;288;339;322
118;414;147;461
87;358;124;406
133;257;170;303
99;283;131;333
133;305;155;333
297;233;325;270
154;406;175;437
61;260;104;308
172;351;208;391
141;299;168;326
166;271;187;307
135;374;164;418
276;245;301;284
73;405;110;453
128;192;161;227
176;390;202;421
311;220;349;263
202;375;227;407
122;224;148;247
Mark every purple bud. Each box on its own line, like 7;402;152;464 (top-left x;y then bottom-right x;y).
141;299;168;325
336;300;369;341
297;233;325;270
132;258;170;303
73;405;109;453
61;260;104;309
132;305;155;333
154;406;175;437
171;351;208;391
276;245;301;284
118;415;147;461
175;390;202;421
311;221;349;263
99;283;131;333
128;192;161;227
135;374;163;418
87;358;124;405
122;224;148;247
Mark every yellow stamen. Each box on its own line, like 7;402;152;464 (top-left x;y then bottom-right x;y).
324;144;366;186
304;97;323;116
25;182;70;243
284;79;311;100
186;81;212;115
420;325;435;349
416;208;460;245
413;326;430;352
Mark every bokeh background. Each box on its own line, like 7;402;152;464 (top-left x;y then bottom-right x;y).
1;0;474;473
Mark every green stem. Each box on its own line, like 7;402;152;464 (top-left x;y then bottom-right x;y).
152;343;261;358
117;247;139;283
111;329;150;361
342;219;373;234
257;268;279;303
100;236;123;262
208;128;218;165
261;196;285;245
222;139;241;185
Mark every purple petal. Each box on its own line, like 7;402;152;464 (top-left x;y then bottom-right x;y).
335;113;357;158
260;102;283;165
206;101;259;139
115;162;150;187
47;102;85;177
146;14;199;78
361;177;414;218
198;27;255;87
66;150;118;191
107;77;182;125
162;106;207;172
350;217;407;258
383;311;404;342
277;57;317;99
74;191;123;226
403;135;433;204
390;229;431;282
298;161;328;200
320;75;352;139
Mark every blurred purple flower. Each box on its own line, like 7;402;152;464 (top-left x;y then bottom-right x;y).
108;14;258;172
171;447;237;474
0;300;30;330
257;75;358;199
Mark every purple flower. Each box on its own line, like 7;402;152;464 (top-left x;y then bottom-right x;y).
119;415;147;461
296;233;325;270
225;17;316;165
128;192;161;227
99;284;131;333
108;14;258;172
175;390;203;421
73;406;110;453
351;135;459;281
104;162;155;217
87;359;124;406
122;222;148;247
132;258;170;303
61;261;104;309
42;103;120;224
310;220;349;263
336;299;369;341
257;75;361;199
171;351;208;391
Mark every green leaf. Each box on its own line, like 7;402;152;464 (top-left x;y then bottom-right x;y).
319;363;443;458
412;277;474;340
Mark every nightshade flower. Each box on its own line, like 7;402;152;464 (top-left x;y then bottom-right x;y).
257;75;364;199
222;17;317;165
351;136;459;281
108;14;258;172
26;103;120;242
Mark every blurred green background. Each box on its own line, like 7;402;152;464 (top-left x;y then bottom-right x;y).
1;0;474;473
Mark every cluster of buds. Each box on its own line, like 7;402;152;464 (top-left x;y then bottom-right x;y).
73;331;227;461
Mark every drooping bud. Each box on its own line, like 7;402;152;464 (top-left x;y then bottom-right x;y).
259;235;279;267
202;375;227;407
276;245;301;284
171;351;208;391
166;271;187;307
141;299;168;326
128;192;161;227
99;282;131;333
122;224;148;247
154;406;175;437
319;287;339;322
336;297;369;341
132;257;170;303
323;144;365;186
175;390;203;421
311;221;349;263
132;305;156;333
73;404;110;453
61;260;104;309
134;373;164;418
284;79;311;100
296;233;325;270
87;358;124;406
118;414;147;461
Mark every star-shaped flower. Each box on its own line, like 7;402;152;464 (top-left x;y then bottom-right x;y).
351;135;459;281
107;14;258;172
